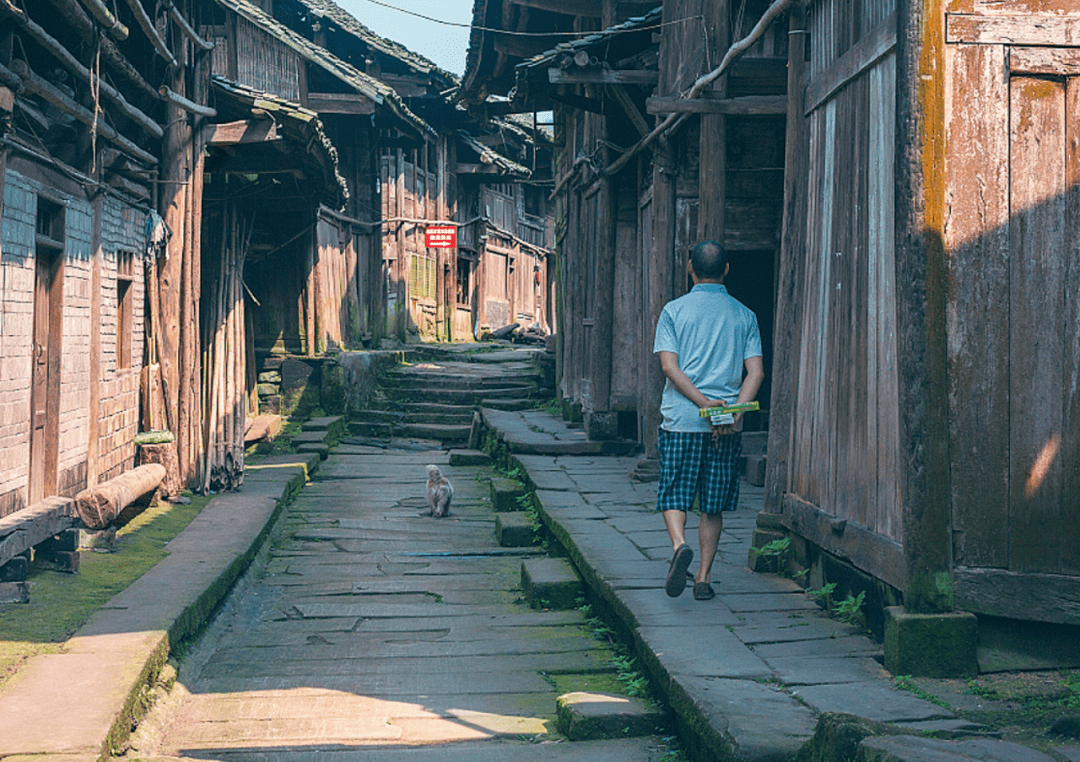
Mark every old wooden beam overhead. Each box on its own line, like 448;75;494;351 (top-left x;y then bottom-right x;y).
457;163;506;174
11;60;157;165
493;33;563;59
946;13;1080;46
307;92;377;114
160;85;217;117
646;94;787;115
78;0;128;40
609;84;649;138
207;119;280;145
548;68;658;86
0;0;164;136
510;0;602;16
121;0;176;66
38;0;160;102
163;0;214;51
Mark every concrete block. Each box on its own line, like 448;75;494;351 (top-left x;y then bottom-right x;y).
884;606;978;678
521;557;582;609
745;455;767;487
449;449;491;466
490;476;527;512
496;513;535;547
556;692;665;741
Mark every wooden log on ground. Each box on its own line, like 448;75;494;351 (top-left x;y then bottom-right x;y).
74;464;166;529
137;442;181;496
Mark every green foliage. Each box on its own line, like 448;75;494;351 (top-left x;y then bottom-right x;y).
807;582;837;608
751;537;791;574
836;591;866;628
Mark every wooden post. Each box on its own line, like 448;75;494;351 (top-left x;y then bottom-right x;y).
698;0;728;245
87;192;102;488
895;0;951;612
764;4;809;514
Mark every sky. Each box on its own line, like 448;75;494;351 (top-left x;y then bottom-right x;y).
335;0;476;76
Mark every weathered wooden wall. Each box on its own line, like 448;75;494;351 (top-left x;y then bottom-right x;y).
944;1;1080;622
775;0;904;587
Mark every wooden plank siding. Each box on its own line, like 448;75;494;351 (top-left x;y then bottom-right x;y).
783;0;903;561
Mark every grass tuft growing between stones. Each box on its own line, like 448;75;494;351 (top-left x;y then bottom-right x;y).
0;494;211;687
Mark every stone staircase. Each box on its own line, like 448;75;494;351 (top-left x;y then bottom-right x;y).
347;345;550;448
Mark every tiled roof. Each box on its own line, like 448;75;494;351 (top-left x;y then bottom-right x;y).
210;0;435;136
292;0;458;88
210;75;350;206
457;129;530;176
517;7;662;71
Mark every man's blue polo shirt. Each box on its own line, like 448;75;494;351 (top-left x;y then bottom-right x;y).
653;283;762;433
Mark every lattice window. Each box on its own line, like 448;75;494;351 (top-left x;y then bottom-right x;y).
410;254;436;301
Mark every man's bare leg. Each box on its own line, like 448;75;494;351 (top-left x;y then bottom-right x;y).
695;512;724;584
663;509;688;554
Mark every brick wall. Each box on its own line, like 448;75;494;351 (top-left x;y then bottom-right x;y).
0;169;147;515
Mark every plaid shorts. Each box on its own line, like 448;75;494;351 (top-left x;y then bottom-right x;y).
656;429;742;514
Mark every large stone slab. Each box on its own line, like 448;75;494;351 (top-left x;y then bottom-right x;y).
636;625;773;681
859;735;1057;762
556;692;665;740
793;681;954;722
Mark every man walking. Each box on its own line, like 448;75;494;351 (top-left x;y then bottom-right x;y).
654;240;764;599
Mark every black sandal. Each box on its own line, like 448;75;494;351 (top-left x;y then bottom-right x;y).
665;544;693;597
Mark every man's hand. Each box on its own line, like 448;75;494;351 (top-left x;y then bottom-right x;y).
705;399;738;439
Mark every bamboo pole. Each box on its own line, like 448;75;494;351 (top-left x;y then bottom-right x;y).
164;1;214;51
160;85;217;117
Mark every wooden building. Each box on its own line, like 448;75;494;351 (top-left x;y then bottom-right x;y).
767;0;1080;663
0;0;212;510
462;0;787;446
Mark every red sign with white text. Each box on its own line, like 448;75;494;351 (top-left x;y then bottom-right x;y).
424;226;457;249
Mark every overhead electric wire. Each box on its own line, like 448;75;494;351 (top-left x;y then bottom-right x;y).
357;0;696;39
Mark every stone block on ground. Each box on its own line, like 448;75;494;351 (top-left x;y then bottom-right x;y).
297;443;330;460
301;416;345;441
521;557;582;609
884;606;978;678
747;527;787;572
745;454;767;486
348;420;393;439
490;476;527;512
449;449;491;466
496;513;535;547
0;581;29;603
556;692;665;741
0;554;28;582
402;423;472;443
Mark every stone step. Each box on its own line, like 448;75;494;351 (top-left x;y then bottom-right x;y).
290;430;330;447
400;423;471;442
480;397;540;412
300;416;345;438
347;420;393;439
391;386;535;404
398;402;475;416
556;692;666;741
449;449;491;466
489;476;527;512
521;557;583;610
496;513;536;548
347;409;403;424
296;442;330;460
401;411;475;426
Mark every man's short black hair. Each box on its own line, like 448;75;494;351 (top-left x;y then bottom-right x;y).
691;240;728;280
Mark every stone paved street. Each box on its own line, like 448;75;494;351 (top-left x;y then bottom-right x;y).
132;444;668;761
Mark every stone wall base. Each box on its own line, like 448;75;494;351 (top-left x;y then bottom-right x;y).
884;606;978;677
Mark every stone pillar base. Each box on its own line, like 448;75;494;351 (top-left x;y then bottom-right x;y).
884;606;978;677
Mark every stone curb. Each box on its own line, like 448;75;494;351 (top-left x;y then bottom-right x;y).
0;452;319;760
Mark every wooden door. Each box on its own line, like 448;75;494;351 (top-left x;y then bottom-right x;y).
29;243;62;505
946;26;1080;620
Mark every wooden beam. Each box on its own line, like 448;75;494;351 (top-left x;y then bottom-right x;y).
11;60;157;165
510;0;602;16
781;494;907;592
77;0;128;40
804;12;896;114
121;0;176;65
494;33;565;59
647;94;787;114
164;0;214;51
207;119;280;145
307;92;377;114
1010;46;1080;76
609;84;650;138
548;68;659;86
456;163;504;174
947;13;1080;46
954;568;1080;626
